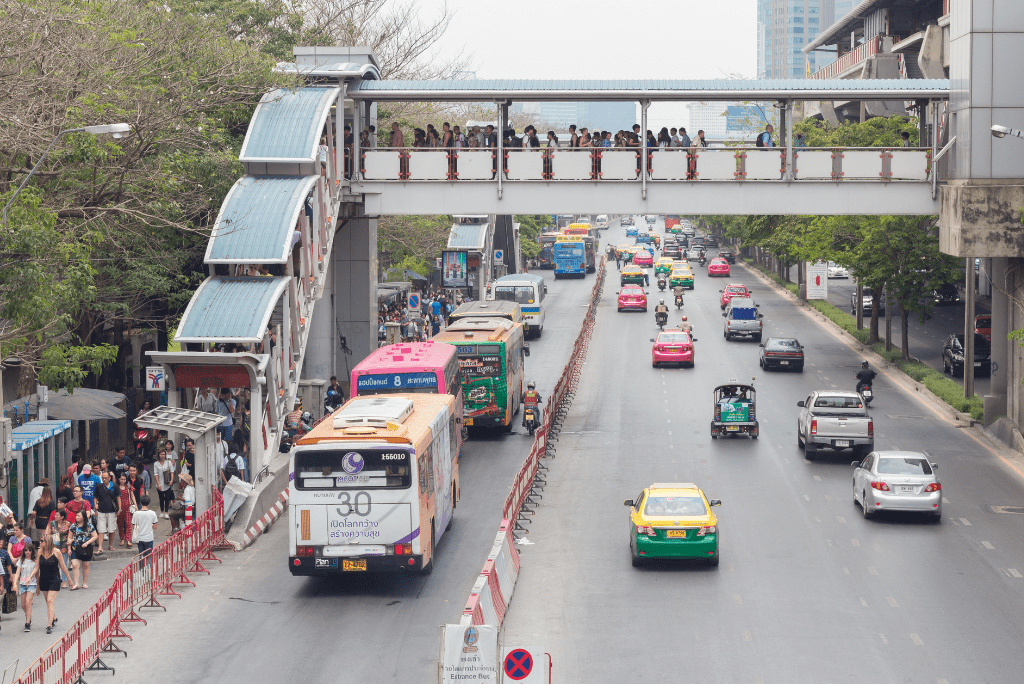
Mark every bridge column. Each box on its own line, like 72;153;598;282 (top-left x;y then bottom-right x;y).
304;217;378;389
984;257;1009;425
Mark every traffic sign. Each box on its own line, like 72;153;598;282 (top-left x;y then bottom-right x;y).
407;292;420;310
494;249;504;262
503;649;532;681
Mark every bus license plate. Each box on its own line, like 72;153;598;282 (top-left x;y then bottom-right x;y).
343;559;367;572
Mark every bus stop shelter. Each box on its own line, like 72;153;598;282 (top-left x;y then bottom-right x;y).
6;420;73;523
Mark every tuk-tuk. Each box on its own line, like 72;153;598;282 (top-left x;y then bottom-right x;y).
711;380;758;439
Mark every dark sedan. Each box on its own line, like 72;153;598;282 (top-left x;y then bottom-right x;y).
717;249;736;264
932;282;961;306
704;235;719;247
942;333;991;377
758;337;804;372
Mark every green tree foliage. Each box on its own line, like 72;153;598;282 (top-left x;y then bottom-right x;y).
794;115;919;148
514;215;551;260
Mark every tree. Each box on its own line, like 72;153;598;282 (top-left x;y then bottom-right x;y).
514;215;550;261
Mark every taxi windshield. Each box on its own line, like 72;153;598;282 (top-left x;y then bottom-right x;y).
658;334;690;344
644;495;707;517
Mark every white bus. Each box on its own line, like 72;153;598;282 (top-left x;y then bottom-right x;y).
288;394;460;576
490;273;546;337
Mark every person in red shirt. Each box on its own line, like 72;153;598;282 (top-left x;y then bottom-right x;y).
66;455;81;482
64;486;93;522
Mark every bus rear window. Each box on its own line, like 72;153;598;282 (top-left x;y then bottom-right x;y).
294;448;412;490
494;286;535;305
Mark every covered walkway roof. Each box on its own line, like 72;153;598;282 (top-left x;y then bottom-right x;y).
240;86;340;163
11;420;71;453
175;276;290;344
206;176;317;264
448;223;490;251
350;78;949;102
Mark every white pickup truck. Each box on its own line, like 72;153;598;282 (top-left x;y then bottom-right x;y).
796;391;874;460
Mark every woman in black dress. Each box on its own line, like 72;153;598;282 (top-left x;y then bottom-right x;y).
33;534;70;634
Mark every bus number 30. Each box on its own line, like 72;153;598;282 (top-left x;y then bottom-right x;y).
337;491;372;517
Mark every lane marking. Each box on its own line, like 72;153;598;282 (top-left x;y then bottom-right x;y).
725;564;734;572
959;518;972;526
859;597;868;606
816;517;822;523
733;594;743;605
813;475;822;481
891;445;901;451
950;519;959;525
837;516;847;523
742;630;753;642
879;634;889;645
1008;568;1023;578
868;566;879;576
938;680;950;684
910;633;924;646
825;494;833;501
887;597;900;608
804;495;810;501
851;539;861;547
942;497;951;504
981;541;995;550
843;566;851;575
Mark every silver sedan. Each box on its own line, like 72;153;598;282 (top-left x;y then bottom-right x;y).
851;451;942;521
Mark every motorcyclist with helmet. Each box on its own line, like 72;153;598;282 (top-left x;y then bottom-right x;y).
522;381;543;429
672;284;685;308
654;298;669;328
855;361;877;395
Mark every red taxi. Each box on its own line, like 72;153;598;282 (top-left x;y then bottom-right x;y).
651;328;696;367
719;284;750;310
707;257;730;277
617;284;648;312
633;249;654;267
975;314;991;341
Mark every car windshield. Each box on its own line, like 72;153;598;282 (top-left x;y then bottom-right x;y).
658;333;690;344
769;339;800;348
953;334;991;351
644;495;707;517
622;287;643;295
494;286;535;305
877;458;933;476
813;395;863;408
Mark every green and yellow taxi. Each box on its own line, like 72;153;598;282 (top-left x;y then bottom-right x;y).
669;267;694;290
616;243;632;259
668;222;683;234
620;265;647;286
654;257;675;275
624;483;721;567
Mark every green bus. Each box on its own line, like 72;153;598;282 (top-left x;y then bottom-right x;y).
435;317;527;431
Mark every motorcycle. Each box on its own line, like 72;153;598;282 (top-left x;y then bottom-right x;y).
674;293;684;309
523;405;540;436
133;427;151;460
657;275;667;291
655;310;668;330
698;254;706;267
859;382;874;406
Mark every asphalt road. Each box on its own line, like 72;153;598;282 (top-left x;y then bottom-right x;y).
501;216;1024;683
782;262;993;397
95;245;599;683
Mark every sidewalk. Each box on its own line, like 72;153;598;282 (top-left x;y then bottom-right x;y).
0;482;183;672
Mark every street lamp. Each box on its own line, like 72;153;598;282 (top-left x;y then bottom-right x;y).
2;123;131;228
991;124;1024;140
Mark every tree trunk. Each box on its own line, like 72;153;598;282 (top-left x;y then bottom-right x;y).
900;303;911;362
869;289;881;344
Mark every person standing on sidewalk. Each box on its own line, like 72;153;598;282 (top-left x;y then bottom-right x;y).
12;542;37;631
47;508;72;587
68;510;97;590
93;471;120;553
7;521;28;559
29;485;55;545
116;473;137;547
33;535;70;635
131;496;158;559
0;536;14;633
65;485;93;523
168;474;195;533
152;449;176;520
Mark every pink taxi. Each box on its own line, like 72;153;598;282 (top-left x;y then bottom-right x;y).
707;257;730;277
633;249;654;267
719;284;750;310
651;329;696;367
617;284;648;312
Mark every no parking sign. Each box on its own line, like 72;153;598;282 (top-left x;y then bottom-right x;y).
407;291;421;312
502;647;549;683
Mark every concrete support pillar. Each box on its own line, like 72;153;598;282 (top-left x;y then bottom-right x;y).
307;218;377;384
985;257;1009;424
964;260;975;399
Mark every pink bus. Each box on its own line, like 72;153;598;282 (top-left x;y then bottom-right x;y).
351;341;464;408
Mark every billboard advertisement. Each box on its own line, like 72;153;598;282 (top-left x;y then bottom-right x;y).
442;250;468;288
806;262;828;300
726;105;769;133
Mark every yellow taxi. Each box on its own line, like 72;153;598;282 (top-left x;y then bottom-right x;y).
669;267;694;290
620;265;647;286
616;243;632;258
624;483;721;567
654;257;675;275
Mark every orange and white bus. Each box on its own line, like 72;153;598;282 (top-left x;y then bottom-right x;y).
288;394;460;576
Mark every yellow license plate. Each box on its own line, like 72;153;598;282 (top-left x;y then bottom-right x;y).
726;425;740;431
666;530;687;538
342;559;367;571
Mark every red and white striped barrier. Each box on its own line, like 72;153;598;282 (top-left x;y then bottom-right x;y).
461;520;519;627
242;487;289;547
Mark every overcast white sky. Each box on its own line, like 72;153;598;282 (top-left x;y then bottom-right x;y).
417;0;759;130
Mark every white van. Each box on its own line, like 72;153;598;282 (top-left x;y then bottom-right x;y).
595;215;609;230
490;273;546;337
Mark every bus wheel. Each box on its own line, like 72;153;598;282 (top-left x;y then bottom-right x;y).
420;524;435;575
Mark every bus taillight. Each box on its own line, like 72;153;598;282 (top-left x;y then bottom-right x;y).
393;543;413;555
296;546;314;557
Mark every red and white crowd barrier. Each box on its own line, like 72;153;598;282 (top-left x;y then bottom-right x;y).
242;487;290;548
458;257;606;630
14;490;228;684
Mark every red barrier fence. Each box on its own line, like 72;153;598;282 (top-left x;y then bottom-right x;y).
14;490;228;684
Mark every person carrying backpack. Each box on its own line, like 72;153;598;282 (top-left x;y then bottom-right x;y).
756;124;775;148
220;451;245;489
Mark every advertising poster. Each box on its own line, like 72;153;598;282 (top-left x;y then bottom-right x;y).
806;262;828;300
442;251;469;288
457;345;506;424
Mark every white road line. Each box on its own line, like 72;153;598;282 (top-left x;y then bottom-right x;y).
816;517;822;523
938;679;950;684
742;630;753;642
831;384;837;388
981;541;995;550
804;494;810;501
825;494;833;501
887;597;899;608
851;539;861;547
959;518;972;526
733;594;743;605
868;567;879;576
837;516;847;523
950;518;959;525
843;566;851;575
879;634;889;645
667;431;672;435
725;564;734;572
891;445;901;451
823;376;830;381
813;475;822;481
1008;568;1023;578
910;633;924;646
942;496;951;504
859;597;868;606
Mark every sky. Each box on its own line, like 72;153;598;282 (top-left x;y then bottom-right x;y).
418;0;760;131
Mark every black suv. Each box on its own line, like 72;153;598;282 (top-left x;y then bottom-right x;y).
717;249;736;264
942;333;991;377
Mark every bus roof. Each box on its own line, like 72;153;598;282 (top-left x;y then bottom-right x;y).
298;394;454;446
450;300;522;322
434;317;522;343
354;341;455;372
494;273;545;286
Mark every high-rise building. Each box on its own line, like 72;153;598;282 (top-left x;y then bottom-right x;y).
757;0;834;79
529;101;636;132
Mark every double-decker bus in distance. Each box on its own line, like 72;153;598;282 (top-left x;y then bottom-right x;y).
350;341;463;413
434;317;526;430
537;232;558;269
289;394;460;575
553;234;586;278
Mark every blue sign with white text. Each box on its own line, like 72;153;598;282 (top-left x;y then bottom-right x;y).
356;372;438;391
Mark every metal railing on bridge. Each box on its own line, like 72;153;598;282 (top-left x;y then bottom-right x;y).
360;146;933;183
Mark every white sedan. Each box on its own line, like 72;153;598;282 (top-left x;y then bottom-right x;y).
852;451;942;521
827;263;849;279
